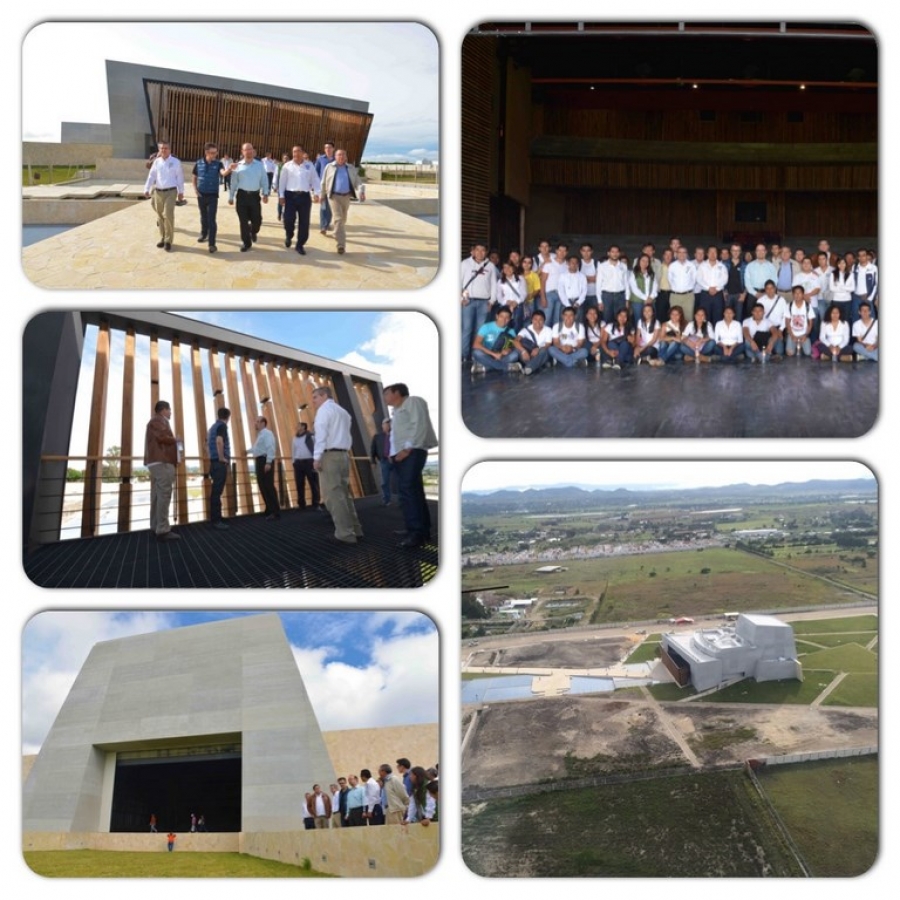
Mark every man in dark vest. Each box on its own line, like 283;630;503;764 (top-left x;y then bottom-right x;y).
192;142;224;253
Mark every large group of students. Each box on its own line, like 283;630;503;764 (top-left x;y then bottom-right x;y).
461;236;878;374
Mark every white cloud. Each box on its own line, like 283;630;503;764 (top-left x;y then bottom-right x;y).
341;312;440;425
22;611;177;754
291;631;438;732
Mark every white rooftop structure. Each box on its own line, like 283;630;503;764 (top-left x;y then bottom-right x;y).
661;613;802;692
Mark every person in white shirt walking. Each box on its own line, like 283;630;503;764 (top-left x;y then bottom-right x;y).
143;141;184;251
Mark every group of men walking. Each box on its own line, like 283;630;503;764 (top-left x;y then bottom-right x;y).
144;139;363;255
142;382;436;551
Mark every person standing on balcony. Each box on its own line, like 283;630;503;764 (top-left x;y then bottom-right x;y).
207;407;231;530
382;383;437;549
249;415;280;520
311;386;363;545
143;400;181;542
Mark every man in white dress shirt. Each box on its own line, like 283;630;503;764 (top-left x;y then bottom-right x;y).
383;383;438;549
143;141;185;252
667;245;697;318
249;415;280;520
278;144;321;255
311;386;363;544
596;244;629;323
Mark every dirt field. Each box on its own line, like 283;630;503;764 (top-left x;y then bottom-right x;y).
468;635;630;669
462;694;878;789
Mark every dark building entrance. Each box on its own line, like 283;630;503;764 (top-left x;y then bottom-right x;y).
110;744;242;833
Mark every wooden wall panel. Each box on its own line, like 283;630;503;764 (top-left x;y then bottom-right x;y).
170;338;188;525
540;106;877;144
224;350;253;515
190;341;210;520
785;192;878;239
146;81;372;164
530;159;877;192
117;328;135;533
462;34;498;252
82;323;110;537
561;189;718;236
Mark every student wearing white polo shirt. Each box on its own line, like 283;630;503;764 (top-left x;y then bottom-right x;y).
785;286;815;358
517;309;554;375
743;302;781;362
549;306;589;368
852;302;878;361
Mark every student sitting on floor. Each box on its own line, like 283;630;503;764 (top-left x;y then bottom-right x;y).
712;305;745;363
471;306;520;373
743;302;782;362
549;306;589;368
517;309;554;375
598;307;635;369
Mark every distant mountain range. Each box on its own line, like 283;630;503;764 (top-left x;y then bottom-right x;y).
462;479;876;511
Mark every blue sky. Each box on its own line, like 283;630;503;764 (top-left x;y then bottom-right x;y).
22;22;439;163
22;610;438;755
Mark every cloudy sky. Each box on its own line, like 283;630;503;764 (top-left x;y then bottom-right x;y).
64;309;439;462
22;22;438;162
463;460;875;493
22;610;438;755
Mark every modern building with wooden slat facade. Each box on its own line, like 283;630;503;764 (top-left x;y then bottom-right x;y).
23;312;388;548
462;22;876;255
106;59;372;163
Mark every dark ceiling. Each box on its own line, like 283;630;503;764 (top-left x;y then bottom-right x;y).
472;23;877;89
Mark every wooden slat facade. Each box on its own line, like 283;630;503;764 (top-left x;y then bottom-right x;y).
146;81;373;163
68;317;384;537
463;30;877;252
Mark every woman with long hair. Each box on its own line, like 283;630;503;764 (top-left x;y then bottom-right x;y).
628;254;658;325
599;307;635;369
815;303;851;362
681;307;715;362
521;255;541;320
583;304;604;365
657;304;686;365
828;255;855;322
404;766;436;824
492;260;526;330
634;302;663;366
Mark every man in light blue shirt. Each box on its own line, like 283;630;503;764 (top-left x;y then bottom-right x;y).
744;243;778;301
227;142;269;251
249;415;280;520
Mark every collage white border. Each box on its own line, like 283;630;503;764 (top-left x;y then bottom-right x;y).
9;2;893;897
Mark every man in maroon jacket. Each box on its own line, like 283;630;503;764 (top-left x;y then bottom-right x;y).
143;400;181;541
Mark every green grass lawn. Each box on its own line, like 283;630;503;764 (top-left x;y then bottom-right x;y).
24;850;332;877
625;637;662;664
699;672;836;705
787;614;877;634
462;547;859;624
756;756;877;876
648;682;696;701
821;673;878;707
463;769;804;877
23;165;96;186
799;643;877;673
794;631;877;649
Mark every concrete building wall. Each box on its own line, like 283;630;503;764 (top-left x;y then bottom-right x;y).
61;123;112;144
23;615;334;833
323;724;439;780
22;141;113;166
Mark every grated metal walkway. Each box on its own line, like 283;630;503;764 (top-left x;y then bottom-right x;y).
24;497;438;589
